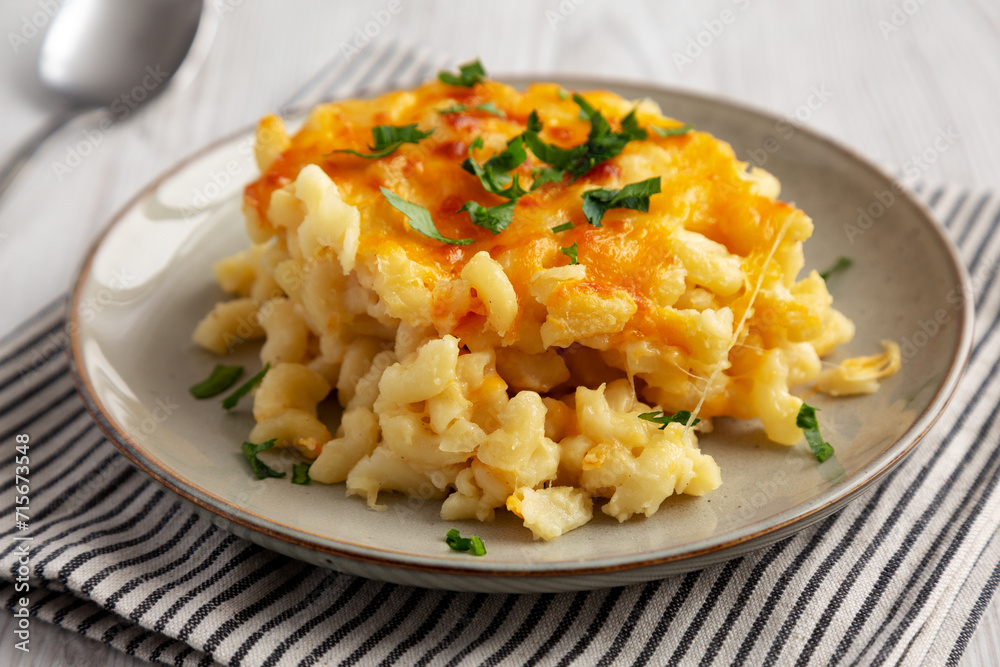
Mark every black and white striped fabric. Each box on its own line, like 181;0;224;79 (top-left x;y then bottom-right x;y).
1;187;998;666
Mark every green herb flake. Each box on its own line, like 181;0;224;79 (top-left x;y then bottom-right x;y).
581;177;662;227
557;88;570;100
469;536;487;556
438;101;506;118
638;409;701;429
652;124;694;137
189;364;243;399
560;242;579;264
522;95;647;181
242;439;285;480
530;167;565;190
526;111;543;133
334;123;434;159
381;187;473;246
476;101;506;117
621;109;646;137
521;129;576;176
291;462;311;485
462;136;528;200
820;257;854;281
222;363;271;410
797;403;835;462
459;200;517;234
484;136;527;175
445;528;487;556
551;222;574;233
573;93;601;123
438;59;487;87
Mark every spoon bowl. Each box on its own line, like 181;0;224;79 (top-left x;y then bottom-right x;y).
39;0;203;108
0;0;211;198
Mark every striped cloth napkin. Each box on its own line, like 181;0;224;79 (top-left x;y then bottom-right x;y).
3;44;1000;666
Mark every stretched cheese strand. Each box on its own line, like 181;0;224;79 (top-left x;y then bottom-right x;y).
684;213;794;435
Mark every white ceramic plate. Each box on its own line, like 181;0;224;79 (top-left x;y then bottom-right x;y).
68;78;973;592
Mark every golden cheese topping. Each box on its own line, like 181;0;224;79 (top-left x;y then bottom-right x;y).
243;80;842;424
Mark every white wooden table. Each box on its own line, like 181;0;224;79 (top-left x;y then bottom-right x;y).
1;1;998;664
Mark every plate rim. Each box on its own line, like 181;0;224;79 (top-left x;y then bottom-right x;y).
66;76;975;580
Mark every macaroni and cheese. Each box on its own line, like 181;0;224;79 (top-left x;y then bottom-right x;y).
193;70;895;540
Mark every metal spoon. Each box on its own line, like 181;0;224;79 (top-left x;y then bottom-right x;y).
0;0;214;199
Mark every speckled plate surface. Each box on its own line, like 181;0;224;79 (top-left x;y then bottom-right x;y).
68;77;972;592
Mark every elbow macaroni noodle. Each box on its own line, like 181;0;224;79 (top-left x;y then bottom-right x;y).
193;77;895;540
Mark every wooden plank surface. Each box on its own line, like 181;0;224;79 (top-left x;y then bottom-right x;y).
1;1;998;664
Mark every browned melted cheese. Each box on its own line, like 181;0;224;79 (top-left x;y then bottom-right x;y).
244;80;818;418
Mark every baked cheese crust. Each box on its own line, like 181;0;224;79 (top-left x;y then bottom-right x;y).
192;75;885;540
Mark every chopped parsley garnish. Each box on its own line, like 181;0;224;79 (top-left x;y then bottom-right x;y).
242;439;285;480
334;123;434;159
438;59;487;87
291;462;311;485
557;88;570;100
526;110;543;133
438;101;506;118
458;200;516;234
189;364;243;399
797;403;834;462
581;177;661;226
222;363;270;410
551;222;574;233
639;409;701;429
458;135;529;232
561;242;579;265
820;257;853;281
522;95;647;181
572;94;601;122
462;136;528;199
479;136;528;177
445;528;487;556
530;167;565;190
381;187;473;246
620;108;646;138
652;124;694;137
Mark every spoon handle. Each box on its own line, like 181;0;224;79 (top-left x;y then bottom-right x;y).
0;107;81;201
